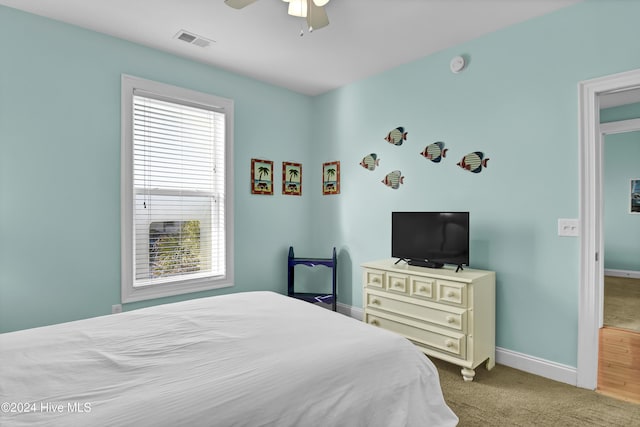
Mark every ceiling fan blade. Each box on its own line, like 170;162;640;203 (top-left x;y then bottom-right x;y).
224;0;258;9
306;0;329;30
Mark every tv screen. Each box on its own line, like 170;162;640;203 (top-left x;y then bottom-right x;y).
392;212;469;269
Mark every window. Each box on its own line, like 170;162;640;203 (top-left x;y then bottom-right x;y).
149;220;201;278
121;75;234;303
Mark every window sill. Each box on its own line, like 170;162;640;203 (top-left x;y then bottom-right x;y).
122;276;234;303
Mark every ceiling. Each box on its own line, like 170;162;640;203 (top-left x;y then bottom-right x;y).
0;0;589;96
600;87;640;109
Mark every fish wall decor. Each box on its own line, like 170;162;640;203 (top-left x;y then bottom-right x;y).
359;153;380;171
381;170;404;189
457;152;489;173
420;142;447;163
384;127;407;146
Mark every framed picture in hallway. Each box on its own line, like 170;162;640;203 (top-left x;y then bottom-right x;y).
631;179;640;214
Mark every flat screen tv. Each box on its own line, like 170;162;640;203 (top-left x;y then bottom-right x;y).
392;212;469;271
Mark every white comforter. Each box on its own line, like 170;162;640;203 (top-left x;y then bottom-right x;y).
0;291;457;427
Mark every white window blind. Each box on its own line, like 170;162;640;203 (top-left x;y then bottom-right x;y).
121;75;234;303
133;92;225;286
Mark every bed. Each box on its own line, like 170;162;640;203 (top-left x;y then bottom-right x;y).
0;291;458;426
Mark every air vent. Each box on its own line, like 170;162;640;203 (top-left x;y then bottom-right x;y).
174;30;214;48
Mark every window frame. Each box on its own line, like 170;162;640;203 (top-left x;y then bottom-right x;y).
121;75;234;303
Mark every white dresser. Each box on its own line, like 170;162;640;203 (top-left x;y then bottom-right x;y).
362;259;495;381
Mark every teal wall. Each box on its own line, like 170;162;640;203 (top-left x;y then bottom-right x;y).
604;131;640;271
601;103;640;272
2;0;640;369
309;0;640;367
601;102;640;123
0;6;314;332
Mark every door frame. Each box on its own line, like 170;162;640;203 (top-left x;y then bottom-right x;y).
577;68;640;389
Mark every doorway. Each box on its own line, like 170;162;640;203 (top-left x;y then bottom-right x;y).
577;68;640;391
598;123;640;403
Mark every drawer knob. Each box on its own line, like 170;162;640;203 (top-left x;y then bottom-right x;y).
394;282;402;288
445;339;455;348
447;291;455;298
370;319;379;326
371;298;380;305
419;286;427;292
446;316;455;324
372;277;380;283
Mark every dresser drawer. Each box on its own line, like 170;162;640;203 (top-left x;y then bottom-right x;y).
437;280;467;307
366;292;466;332
386;272;409;295
363;269;385;289
410;276;435;300
366;311;466;359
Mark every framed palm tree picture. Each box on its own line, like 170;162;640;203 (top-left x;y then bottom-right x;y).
282;162;302;196
251;158;273;195
322;161;340;195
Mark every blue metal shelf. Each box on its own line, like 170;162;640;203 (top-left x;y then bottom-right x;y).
287;246;337;311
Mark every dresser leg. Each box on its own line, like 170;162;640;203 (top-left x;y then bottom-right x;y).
486;357;495;371
461;367;476;382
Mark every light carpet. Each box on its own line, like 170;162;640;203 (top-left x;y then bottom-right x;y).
604;276;640;332
433;358;640;426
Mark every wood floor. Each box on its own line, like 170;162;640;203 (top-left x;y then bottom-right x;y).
597;326;640;404
598;277;640;403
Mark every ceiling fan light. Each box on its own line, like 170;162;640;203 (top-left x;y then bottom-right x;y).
313;0;330;6
288;0;307;17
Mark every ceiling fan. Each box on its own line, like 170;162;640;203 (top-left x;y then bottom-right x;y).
225;0;330;31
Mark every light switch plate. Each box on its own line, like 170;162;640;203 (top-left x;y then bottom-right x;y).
558;218;579;237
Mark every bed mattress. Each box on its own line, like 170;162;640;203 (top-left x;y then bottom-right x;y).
0;291;457;426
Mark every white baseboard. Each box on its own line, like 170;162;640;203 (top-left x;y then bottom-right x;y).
337;302;363;321
604;269;640;279
339;302;578;386
496;347;577;386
